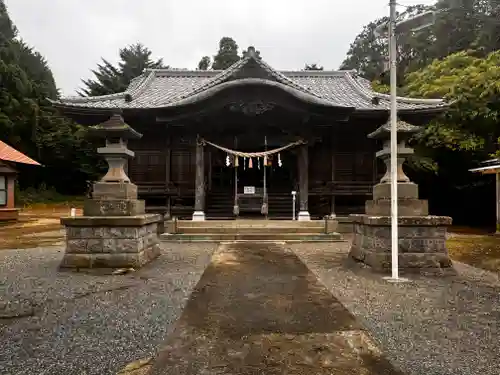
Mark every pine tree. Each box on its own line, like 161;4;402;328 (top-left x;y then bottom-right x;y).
80;43;167;96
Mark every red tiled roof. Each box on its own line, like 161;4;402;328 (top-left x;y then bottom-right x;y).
0;141;41;166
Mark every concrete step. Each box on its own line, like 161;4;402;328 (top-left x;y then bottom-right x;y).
160;232;343;243
176;226;324;234
176;219;325;228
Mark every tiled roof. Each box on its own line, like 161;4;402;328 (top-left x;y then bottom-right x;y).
0;141;41;166
53;46;447;113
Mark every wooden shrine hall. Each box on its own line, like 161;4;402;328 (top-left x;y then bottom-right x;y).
52;46;448;220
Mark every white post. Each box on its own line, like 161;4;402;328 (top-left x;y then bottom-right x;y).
292;191;296;220
389;0;400;280
496;172;500;234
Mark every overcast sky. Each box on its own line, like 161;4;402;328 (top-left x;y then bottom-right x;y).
6;0;436;96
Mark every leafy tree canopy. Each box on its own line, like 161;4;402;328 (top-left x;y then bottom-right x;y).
406;50;500;156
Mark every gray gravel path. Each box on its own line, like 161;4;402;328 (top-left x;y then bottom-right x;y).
0;243;216;375
291;241;500;375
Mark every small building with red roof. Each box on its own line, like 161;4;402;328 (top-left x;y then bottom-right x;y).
0;140;41;221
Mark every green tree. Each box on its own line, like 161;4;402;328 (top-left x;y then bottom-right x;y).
13;40;58;99
340;5;433;83
211;37;240;70
405;50;500;156
80;43;167;96
0;0;37;147
197;56;210;70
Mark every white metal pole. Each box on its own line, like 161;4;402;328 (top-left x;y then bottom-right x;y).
389;0;399;280
496;172;499;234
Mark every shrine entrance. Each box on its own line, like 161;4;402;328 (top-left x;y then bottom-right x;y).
206;139;300;219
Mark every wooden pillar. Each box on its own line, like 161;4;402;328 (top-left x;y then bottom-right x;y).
330;132;336;218
192;136;205;221
330;155;336;218
298;143;310;221
165;135;171;219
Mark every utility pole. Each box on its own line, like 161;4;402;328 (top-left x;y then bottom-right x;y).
375;6;438;282
388;0;399;280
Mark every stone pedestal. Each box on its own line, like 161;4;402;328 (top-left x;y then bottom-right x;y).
298;211;311;221
60;215;161;269
348;120;455;275
59;113;161;269
324;216;339;234
349;215;454;275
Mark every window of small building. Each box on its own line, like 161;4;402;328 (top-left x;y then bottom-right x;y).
0;175;6;206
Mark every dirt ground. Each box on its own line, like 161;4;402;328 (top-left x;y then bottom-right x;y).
0;205;81;250
147;242;403;375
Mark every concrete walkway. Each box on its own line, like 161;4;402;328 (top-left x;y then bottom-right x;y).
141;242;404;375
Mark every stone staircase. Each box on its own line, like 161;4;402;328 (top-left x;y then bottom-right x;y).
160;219;343;243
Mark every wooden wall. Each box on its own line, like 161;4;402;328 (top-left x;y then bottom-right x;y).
126;122;382;216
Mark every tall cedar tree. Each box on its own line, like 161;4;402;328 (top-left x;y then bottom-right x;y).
304;63;323;70
211;37;240;70
197;56;211;70
80;43;167;96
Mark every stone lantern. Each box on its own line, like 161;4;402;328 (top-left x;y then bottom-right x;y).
348;119;455;275
60;112;162;269
364;120;428;216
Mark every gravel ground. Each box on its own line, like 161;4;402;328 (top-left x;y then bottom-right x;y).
0;243;216;375
291;241;500;375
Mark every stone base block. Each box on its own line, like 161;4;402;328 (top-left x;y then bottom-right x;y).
325;217;338;234
92;182;138;200
365;198;428;216
60;245;161;269
83;198;145;216
348;214;455;275
164;219;178;234
60;214;162;269
192;211;205;221
298;211;311;221
373;182;418;200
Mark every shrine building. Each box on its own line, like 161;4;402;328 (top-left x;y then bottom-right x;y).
52;46;448;221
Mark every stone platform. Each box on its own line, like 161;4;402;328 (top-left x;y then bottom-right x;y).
161;219;343;243
60;214;162;269
349;215;455;275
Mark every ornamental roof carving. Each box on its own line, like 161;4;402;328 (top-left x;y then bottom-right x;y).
52;46;448;114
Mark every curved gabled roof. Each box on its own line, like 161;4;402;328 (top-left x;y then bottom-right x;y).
52;46;448;114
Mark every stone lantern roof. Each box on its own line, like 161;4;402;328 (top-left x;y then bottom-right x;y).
368;119;421;140
88;113;142;140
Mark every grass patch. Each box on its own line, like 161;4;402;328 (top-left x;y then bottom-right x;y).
17;184;84;209
447;233;500;273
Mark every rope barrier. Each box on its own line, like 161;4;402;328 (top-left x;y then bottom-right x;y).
200;138;305;157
